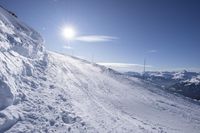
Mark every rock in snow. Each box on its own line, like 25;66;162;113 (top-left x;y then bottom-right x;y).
0;6;200;133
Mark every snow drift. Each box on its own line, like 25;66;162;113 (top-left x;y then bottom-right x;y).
0;6;200;133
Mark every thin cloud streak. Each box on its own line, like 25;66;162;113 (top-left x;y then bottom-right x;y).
148;50;157;53
76;35;118;42
98;63;152;72
99;63;152;68
63;45;72;49
99;63;200;73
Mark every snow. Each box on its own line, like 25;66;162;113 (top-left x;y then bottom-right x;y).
184;76;200;85
0;6;200;133
0;7;44;58
172;72;185;80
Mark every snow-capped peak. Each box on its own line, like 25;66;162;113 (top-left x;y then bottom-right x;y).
0;6;44;58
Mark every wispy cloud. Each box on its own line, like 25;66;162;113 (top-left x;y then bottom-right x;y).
99;63;152;68
148;50;157;53
99;63;200;73
63;45;72;49
98;63;152;72
76;35;118;42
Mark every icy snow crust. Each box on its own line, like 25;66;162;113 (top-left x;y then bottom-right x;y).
0;6;200;133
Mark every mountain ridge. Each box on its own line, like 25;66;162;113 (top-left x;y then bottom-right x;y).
125;71;200;100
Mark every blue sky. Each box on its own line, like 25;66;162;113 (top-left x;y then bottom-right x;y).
0;0;200;71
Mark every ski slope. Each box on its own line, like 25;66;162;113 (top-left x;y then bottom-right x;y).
0;6;200;133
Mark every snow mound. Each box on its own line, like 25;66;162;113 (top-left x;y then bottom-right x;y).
0;6;44;58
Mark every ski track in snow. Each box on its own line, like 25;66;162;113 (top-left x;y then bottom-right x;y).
0;6;200;133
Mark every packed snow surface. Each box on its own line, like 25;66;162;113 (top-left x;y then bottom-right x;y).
0;6;200;133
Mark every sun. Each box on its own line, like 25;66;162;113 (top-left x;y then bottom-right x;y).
62;26;76;40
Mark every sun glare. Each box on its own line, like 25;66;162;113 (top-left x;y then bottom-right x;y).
62;26;76;40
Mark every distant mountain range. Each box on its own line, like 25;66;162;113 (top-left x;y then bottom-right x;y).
125;70;200;100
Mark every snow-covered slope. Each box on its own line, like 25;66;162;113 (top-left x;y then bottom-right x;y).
0;6;200;133
0;6;44;58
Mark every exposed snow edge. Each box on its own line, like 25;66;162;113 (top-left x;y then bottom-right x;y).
0;6;44;59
